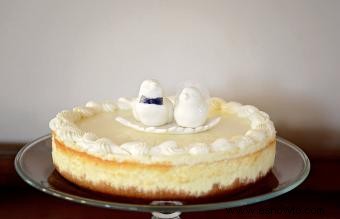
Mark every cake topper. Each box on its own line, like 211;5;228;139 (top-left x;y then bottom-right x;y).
115;79;221;134
132;79;174;126
174;86;209;128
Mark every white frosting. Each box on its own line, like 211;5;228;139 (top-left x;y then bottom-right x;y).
222;101;242;112
117;97;134;110
120;142;149;156
236;105;258;117
210;138;234;152
73;106;96;117
49;98;276;158
187;143;209;155
232;136;256;150
246;129;267;142
87;138;114;155
150;141;185;156
101;100;117;112
174;87;208;128
115;116;221;134
85;101;102;113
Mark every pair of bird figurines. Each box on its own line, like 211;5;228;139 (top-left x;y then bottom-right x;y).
133;79;209;128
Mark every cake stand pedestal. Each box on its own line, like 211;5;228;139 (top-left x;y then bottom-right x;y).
151;201;182;219
15;135;310;219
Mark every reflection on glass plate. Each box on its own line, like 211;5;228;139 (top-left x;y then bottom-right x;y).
15;135;310;213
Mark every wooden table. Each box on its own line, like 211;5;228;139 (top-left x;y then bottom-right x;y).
1;143;339;219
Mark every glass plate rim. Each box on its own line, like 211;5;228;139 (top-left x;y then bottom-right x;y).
14;134;310;213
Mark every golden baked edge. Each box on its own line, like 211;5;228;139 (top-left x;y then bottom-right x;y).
51;134;276;200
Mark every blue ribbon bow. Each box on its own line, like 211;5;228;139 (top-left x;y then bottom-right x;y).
139;95;163;105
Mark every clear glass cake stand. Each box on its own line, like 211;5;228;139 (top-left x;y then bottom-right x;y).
15;135;310;219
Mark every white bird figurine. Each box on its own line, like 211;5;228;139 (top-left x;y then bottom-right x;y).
174;86;208;128
133;79;174;126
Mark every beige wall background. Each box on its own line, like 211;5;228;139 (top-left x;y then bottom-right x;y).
0;0;339;153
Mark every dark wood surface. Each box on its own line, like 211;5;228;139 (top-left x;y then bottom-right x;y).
1;143;339;219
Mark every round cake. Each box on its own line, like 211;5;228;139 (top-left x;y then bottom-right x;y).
49;80;276;199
